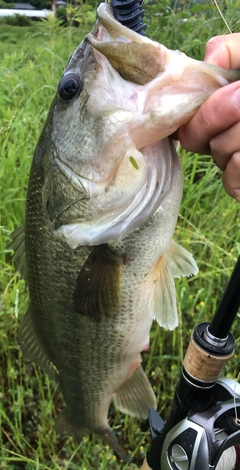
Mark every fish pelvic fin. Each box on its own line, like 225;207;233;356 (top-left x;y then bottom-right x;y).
18;308;59;381
9;225;26;280
113;365;156;419
55;409;130;462
150;241;198;331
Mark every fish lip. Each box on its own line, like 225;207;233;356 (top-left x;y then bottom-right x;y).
66;38;96;82
87;3;166;85
86;3;141;54
91;3;146;44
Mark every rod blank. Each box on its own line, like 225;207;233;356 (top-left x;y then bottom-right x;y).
209;256;240;339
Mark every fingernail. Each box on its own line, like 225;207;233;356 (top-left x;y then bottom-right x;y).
204;50;218;64
204;40;228;68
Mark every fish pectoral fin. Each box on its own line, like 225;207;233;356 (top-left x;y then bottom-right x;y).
9;225;27;280
73;245;123;321
166;240;198;278
18;308;59;381
113;365;156;419
150;241;198;331
55;409;130;462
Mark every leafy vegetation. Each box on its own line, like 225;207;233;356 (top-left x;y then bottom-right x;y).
0;0;15;8
55;1;96;27
0;13;35;26
1;1;240;469
1;0;52;10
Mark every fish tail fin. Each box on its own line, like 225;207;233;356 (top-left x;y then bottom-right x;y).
55;409;130;462
113;365;156;418
150;240;198;331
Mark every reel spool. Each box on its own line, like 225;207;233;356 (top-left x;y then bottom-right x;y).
215;431;238;470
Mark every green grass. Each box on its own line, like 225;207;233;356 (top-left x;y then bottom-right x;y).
1;2;240;469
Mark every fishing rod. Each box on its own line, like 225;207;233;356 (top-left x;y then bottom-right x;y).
141;255;240;470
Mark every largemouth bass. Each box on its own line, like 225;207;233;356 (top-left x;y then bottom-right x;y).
11;2;240;461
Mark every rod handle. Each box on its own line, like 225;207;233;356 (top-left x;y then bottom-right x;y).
183;333;234;383
140;458;152;469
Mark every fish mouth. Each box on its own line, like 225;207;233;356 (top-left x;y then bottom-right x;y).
87;3;165;85
87;3;240;87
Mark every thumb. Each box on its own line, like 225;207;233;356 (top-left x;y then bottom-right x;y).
204;34;240;69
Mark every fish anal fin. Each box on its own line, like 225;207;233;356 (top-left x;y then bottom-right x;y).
55;408;90;441
55;409;130;462
18;308;58;381
166;240;198;278
113;365;156;419
9;225;26;280
73;245;123;321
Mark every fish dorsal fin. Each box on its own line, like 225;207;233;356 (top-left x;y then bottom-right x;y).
9;225;26;280
18;308;59;381
150;241;198;330
113;365;156;418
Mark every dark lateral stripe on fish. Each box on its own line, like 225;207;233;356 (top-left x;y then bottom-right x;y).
73;245;123;320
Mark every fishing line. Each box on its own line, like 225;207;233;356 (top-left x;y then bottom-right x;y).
213;0;232;33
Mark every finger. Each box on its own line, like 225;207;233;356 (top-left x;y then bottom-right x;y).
222;152;240;202
204;34;240;69
209;121;240;171
179;83;240;154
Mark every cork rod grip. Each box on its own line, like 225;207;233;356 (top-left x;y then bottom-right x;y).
140;457;152;469
183;334;234;382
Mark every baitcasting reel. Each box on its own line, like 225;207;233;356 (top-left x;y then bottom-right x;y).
145;377;240;470
142;256;240;470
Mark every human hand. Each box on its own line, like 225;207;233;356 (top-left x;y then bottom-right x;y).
179;33;240;202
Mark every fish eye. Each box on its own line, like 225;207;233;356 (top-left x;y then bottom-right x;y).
58;73;83;101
